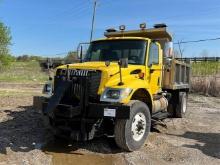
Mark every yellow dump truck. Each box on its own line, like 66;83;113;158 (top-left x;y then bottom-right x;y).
34;23;190;151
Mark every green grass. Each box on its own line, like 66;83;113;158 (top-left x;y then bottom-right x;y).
191;61;220;76
0;90;41;96
0;60;219;83
0;61;48;83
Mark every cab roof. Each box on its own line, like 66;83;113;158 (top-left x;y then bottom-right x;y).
104;27;172;42
93;37;149;42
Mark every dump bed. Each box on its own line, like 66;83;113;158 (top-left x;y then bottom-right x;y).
162;59;190;90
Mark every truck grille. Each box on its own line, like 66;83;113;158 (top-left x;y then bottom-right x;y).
54;69;102;104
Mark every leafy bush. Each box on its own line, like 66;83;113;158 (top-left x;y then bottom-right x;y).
0;21;12;66
0;54;15;66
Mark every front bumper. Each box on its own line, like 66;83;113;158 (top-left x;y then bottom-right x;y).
88;103;130;119
33;96;131;119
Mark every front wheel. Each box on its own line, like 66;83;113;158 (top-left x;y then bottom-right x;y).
114;100;151;151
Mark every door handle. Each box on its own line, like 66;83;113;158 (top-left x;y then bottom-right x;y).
150;69;155;73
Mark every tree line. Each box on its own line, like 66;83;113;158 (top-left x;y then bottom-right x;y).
15;51;78;63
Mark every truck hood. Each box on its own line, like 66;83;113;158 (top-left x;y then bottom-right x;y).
58;61;134;75
57;61;144;75
57;61;118;72
56;61;146;92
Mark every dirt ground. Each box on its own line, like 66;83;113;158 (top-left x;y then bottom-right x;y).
0;83;219;165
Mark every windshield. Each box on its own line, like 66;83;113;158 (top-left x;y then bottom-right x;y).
84;40;147;65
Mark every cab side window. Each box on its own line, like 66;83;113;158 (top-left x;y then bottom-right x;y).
148;42;159;66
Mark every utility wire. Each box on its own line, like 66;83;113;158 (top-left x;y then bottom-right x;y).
174;37;220;44
47;4;93;24
46;36;220;57
19;0;93;30
48;0;90;20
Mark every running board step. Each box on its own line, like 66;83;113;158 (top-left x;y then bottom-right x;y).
152;111;169;120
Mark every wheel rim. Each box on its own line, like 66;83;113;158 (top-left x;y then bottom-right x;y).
182;94;187;113
131;112;146;141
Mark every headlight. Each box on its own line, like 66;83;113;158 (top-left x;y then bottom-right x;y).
43;82;53;96
100;88;132;102
105;89;120;99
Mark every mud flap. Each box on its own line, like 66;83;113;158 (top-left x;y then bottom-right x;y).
44;80;71;118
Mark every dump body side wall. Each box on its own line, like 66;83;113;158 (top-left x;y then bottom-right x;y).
162;59;190;90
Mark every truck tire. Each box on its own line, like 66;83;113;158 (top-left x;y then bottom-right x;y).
114;100;151;151
167;91;178;117
176;92;188;118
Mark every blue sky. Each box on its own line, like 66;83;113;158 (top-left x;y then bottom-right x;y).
0;0;220;57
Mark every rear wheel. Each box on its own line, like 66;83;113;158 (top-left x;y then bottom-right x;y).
168;91;188;118
114;100;151;151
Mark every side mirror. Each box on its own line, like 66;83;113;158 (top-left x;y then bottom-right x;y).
164;42;173;58
77;42;90;62
76;45;83;62
118;58;128;86
118;58;128;68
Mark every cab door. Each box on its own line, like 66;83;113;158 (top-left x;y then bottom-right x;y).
147;42;163;94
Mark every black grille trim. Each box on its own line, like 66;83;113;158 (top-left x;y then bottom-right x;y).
54;69;102;102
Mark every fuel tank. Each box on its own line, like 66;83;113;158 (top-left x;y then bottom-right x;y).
153;96;168;112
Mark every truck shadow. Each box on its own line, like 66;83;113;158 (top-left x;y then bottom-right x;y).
0;106;123;155
0;106;48;154
168;131;220;159
0;105;167;156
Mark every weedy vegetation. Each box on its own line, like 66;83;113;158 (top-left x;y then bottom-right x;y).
191;61;220;96
0;61;48;83
191;61;219;76
0;59;219;96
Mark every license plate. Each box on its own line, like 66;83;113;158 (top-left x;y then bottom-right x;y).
104;108;116;117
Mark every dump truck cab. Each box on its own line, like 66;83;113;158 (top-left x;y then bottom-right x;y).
34;23;190;151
